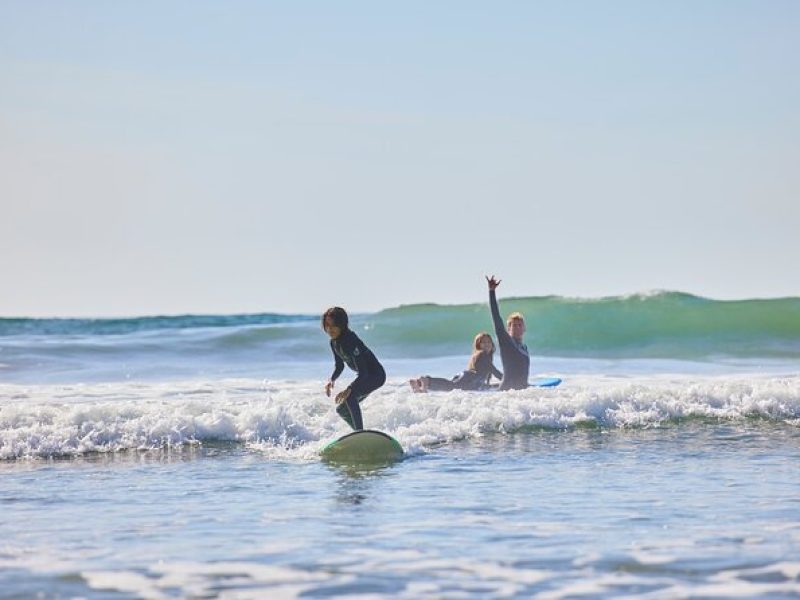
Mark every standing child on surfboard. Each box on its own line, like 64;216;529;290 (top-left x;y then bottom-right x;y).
486;275;530;390
322;306;386;431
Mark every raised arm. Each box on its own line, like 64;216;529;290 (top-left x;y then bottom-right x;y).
486;275;511;345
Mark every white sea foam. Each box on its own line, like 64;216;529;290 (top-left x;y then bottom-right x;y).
82;561;334;600
7;540;800;599
1;374;799;460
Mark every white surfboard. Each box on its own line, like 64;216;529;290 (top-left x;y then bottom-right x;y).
321;430;404;464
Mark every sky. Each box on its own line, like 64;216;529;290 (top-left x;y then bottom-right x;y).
1;1;798;317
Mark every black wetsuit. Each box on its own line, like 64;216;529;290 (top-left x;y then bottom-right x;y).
329;329;386;430
424;352;503;392
489;289;530;390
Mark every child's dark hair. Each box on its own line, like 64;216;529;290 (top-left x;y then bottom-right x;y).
321;306;349;331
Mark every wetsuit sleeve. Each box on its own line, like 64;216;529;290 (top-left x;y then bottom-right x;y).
491;361;503;380
330;341;344;381
490;289;513;346
489;358;503;379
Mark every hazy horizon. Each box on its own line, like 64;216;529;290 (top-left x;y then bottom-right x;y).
2;287;798;320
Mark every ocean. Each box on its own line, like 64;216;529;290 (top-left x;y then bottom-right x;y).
1;292;799;598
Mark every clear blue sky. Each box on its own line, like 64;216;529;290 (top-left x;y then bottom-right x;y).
1;1;798;317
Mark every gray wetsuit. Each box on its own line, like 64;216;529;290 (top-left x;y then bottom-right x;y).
489;289;530;390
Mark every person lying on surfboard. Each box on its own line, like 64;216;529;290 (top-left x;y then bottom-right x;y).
322;306;386;431
486;275;530;390
408;332;502;393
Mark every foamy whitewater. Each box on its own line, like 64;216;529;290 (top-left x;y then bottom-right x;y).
2;293;799;598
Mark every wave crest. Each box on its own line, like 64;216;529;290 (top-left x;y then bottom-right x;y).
2;375;798;460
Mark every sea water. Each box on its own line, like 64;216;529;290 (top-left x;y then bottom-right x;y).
1;293;799;598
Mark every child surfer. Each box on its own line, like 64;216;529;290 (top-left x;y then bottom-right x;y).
409;332;502;392
322;306;386;430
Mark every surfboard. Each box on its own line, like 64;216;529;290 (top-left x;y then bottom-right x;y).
530;377;562;388
320;430;404;464
481;377;563;391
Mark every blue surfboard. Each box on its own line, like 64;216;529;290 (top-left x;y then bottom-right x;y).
529;377;562;388
481;377;562;391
